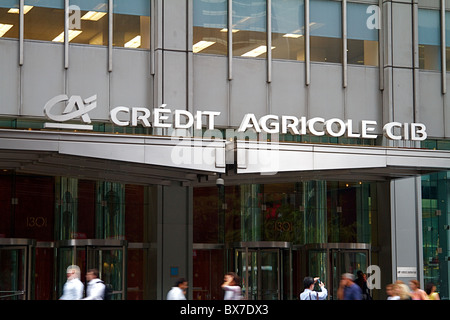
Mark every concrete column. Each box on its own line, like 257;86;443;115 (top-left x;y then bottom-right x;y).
158;184;193;299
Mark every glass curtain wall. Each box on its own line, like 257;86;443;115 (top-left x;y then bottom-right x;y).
0;0;20;39
310;0;341;63
0;0;150;49
193;0;227;55
422;171;450;300
232;0;268;58
347;2;378;66
113;0;150;49
194;181;377;245
418;8;440;71
271;0;305;61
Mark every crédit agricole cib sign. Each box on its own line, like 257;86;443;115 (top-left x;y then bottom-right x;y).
43;94;427;141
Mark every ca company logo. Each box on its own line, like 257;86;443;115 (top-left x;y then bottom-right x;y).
43;94;97;130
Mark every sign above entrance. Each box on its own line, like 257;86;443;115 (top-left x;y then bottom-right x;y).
43;95;428;141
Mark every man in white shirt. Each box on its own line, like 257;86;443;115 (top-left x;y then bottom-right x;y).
82;268;106;300
167;278;188;300
300;277;328;300
59;265;84;300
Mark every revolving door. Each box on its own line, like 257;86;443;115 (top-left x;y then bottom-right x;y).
55;239;127;300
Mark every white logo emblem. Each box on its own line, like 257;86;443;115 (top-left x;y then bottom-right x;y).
43;94;97;130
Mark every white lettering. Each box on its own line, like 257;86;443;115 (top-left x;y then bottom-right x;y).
110;106;130;126
361;120;378;139
153;105;171;128
238;113;261;132
307;117;325;136
383;122;402;140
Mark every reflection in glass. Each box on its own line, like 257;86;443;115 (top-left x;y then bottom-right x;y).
418;9;440;71
271;0;304;61
310;0;341;63
193;181;377;245
113;0;150;49
0;0;20;39
232;0;268;58
193;0;227;55
347;2;378;66
68;0;108;46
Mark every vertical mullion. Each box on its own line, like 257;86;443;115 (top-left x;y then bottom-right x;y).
267;0;272;83
108;0;113;72
19;0;24;65
64;0;69;69
305;0;310;86
342;0;347;88
441;0;446;94
228;0;233;80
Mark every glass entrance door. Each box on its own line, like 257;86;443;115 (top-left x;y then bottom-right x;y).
0;239;35;300
56;239;127;300
303;243;370;300
232;242;292;300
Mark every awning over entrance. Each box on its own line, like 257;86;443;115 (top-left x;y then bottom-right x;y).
0;129;226;185
0;129;449;185
234;140;450;183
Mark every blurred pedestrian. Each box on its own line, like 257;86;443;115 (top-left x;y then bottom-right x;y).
425;282;440;300
167;278;188;300
221;272;242;300
337;273;362;300
82;268;105;300
59;265;84;300
386;283;400;300
409;280;428;300
355;270;372;300
394;280;412;300
300;277;328;300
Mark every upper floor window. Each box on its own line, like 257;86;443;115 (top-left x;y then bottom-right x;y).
113;0;150;49
0;0;21;39
310;0;341;63
0;0;150;49
193;0;227;55
419;8;441;71
347;2;378;66
272;0;305;61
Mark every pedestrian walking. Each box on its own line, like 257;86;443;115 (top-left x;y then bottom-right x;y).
409;280;428;300
425;282;440;300
59;265;84;300
300;277;328;300
337;273;362;300
221;272;242;300
167;278;188;300
355;270;372;300
82;268;106;300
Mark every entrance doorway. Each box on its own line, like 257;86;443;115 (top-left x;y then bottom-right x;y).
55;239;127;300
230;242;292;300
0;238;35;300
300;243;371;300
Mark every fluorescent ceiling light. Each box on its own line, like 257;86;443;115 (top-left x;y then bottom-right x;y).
241;45;275;57
52;30;82;42
124;35;141;48
192;40;215;53
0;24;13;37
283;33;302;38
8;5;33;14
81;11;107;21
220;28;239;33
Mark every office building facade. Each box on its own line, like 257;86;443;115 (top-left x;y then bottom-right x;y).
0;0;449;300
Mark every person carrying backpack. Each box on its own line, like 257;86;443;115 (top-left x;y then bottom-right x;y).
82;268;106;300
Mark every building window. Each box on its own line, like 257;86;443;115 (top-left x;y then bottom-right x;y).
113;0;150;49
193;0;227;55
0;0;21;39
310;0;342;63
446;11;450;71
21;0;64;42
271;0;305;61
68;0;108;46
419;9;441;71
347;2;378;66
232;0;268;58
